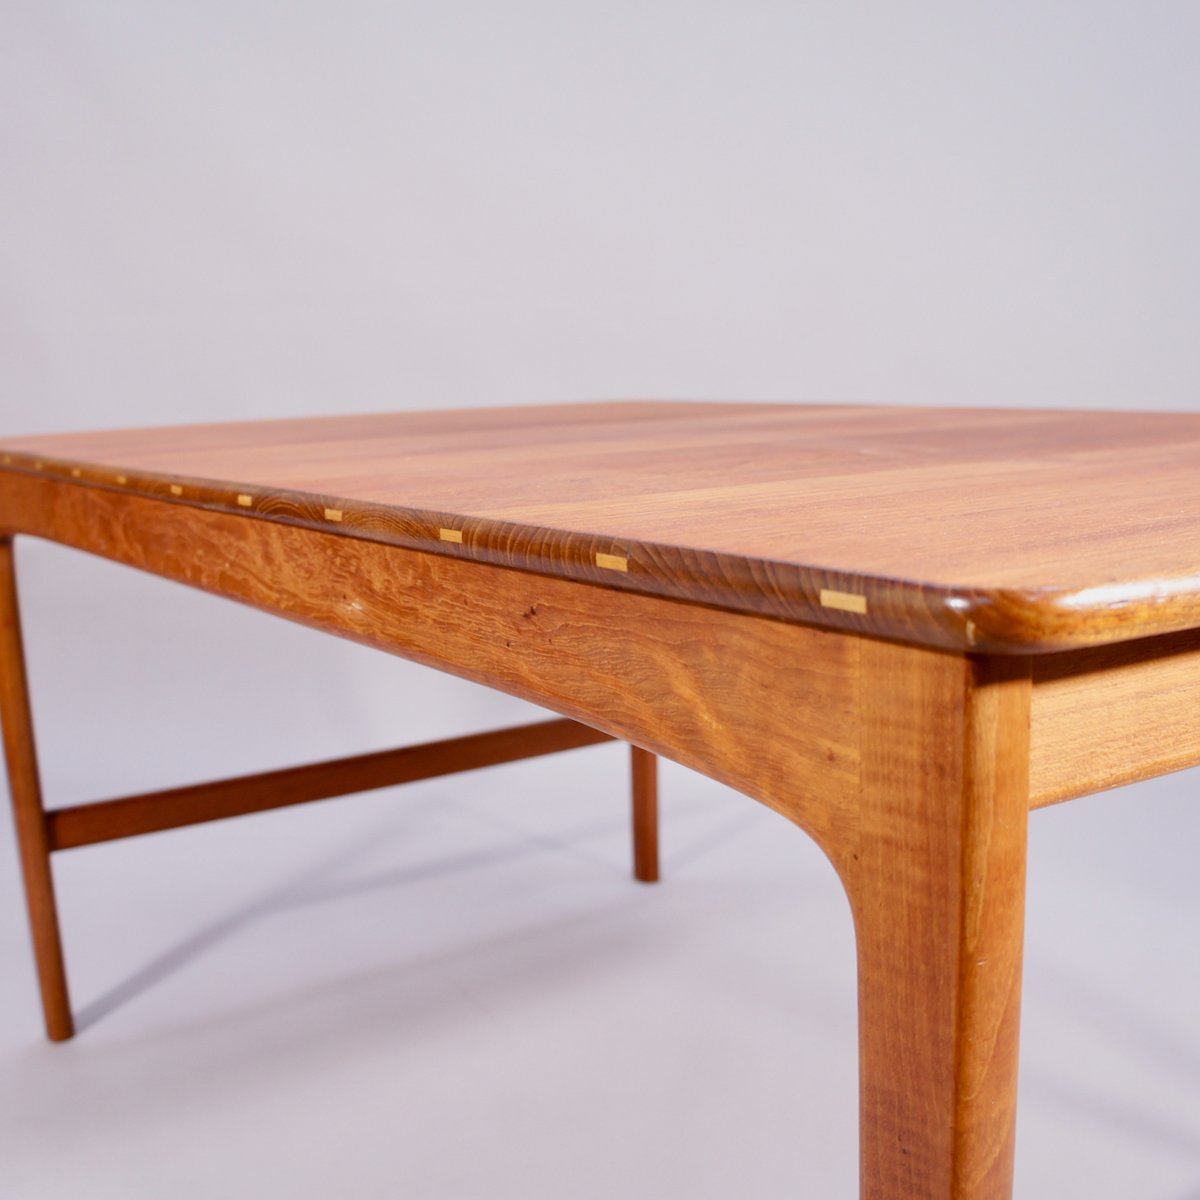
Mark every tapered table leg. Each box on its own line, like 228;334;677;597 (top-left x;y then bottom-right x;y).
849;642;1031;1199
0;538;73;1041
630;745;659;883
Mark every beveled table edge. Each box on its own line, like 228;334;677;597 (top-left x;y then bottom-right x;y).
2;448;1199;654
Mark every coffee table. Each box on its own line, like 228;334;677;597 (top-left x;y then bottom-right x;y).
3;401;1199;1199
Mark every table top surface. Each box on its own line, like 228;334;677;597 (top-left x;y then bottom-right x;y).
4;400;1199;653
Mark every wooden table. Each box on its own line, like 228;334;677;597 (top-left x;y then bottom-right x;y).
3;401;1199;1199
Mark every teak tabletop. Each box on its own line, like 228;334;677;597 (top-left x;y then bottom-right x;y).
3;401;1199;1199
7;401;1200;652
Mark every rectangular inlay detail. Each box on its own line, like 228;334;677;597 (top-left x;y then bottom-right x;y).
5;401;1200;651
0;401;1194;1196
820;588;867;614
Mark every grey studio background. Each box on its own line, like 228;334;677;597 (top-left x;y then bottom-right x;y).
2;4;1199;1199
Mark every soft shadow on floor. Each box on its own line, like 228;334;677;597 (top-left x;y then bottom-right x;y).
1033;955;1200;1085
73;796;640;1033
1025;1070;1200;1162
1023;955;1200;1180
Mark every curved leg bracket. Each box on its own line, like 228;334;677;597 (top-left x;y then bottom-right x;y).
0;469;1030;1200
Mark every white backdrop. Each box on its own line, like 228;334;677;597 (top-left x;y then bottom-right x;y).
2;4;1199;1198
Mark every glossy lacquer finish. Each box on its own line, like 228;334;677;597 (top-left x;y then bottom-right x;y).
5;401;1200;651
2;401;1199;1200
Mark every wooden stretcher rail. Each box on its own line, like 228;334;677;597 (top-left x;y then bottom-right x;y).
46;718;613;851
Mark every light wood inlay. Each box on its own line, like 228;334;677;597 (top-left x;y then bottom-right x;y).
3;400;1199;1198
820;588;867;614
6;402;1200;650
0;470;861;859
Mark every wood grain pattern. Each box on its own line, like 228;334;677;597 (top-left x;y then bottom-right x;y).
6;404;1198;1197
0;470;861;860
851;645;1030;1200
1;466;1041;1197
1029;627;1200;806
0;539;73;1041
5;401;1200;652
47;719;613;851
